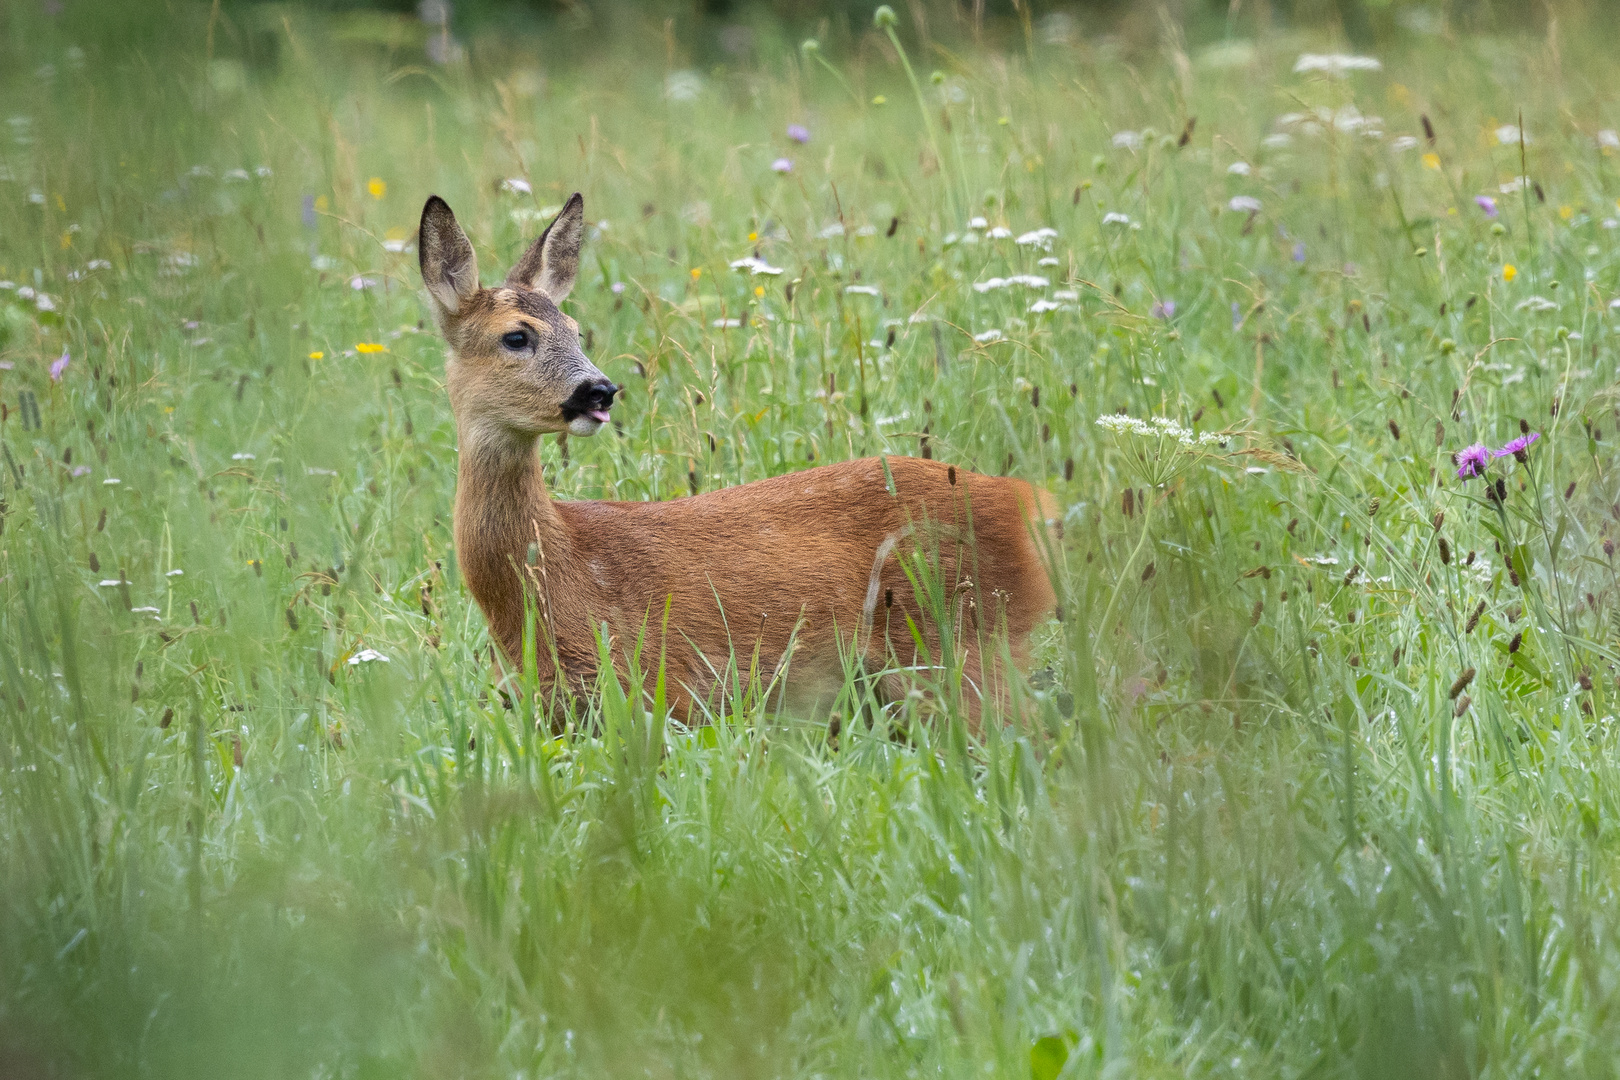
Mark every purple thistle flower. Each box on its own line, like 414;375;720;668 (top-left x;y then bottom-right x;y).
1454;443;1491;480
1150;298;1175;320
1474;195;1498;218
1495;430;1539;463
771;157;793;174
49;349;70;381
1292;241;1306;263
787;123;810;144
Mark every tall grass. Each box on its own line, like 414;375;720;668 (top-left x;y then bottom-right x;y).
3;3;1620;1076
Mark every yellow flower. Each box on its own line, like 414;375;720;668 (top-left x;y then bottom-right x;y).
1388;82;1411;105
754;285;765;297
355;342;387;354
59;231;73;249
1422;153;1441;170
1559;205;1573;220
690;267;702;280
308;351;325;360
747;231;758;242
314;194;329;211
1502;264;1517;283
872;95;887;105
367;177;387;200
1446;206;1457;216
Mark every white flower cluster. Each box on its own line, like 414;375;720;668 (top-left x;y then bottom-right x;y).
1293;53;1382;75
1095;414;1224;447
973;274;1049;293
729;255;783;275
1272;106;1384;140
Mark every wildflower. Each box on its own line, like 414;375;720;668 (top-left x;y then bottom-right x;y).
500;177;532;194
1600;130;1620;150
1231;301;1242;331
1292;242;1306;262
1102;212;1133;226
985;226;1012;239
771;157;793;173
231;452;256;461
1227;161;1251;176
664;70;702;102
1502;264;1517;283
1495;431;1539;463
367;177;386;199
1150;298;1175;320
973;329;1004;343
1453;443;1491;479
1228;195;1262;213
690;267;703;279
1474;195;1498;218
871;95;887;106
308;351;324;360
787;123;810;144
49;349;69;380
967;217;988;230
347;648;390;665
972;275;1048;293
1293;53;1382;75
1111;131;1143;150
1559;205;1573;220
817;223;845;239
729;256;782;276
1495;124;1526;145
611;281;626;294
1390;135;1419;151
1422;152;1441;170
1015;227;1058;249
355;342;387;354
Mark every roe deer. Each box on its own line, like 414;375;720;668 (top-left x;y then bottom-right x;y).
420;192;1059;725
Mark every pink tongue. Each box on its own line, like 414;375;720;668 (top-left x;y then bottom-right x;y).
589;409;612;423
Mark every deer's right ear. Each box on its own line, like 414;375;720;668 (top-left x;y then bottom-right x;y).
418;196;480;316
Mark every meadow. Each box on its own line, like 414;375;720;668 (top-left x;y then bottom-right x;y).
4;2;1620;1076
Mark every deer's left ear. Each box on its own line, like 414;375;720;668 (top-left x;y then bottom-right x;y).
506;192;583;302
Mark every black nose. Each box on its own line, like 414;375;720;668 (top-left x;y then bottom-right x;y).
561;379;620;420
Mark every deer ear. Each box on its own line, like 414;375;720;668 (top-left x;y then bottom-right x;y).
418;195;480;315
506;192;583;302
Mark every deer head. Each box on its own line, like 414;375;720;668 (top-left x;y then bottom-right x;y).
419;192;618;440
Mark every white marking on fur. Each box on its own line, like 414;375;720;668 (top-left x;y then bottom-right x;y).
859;533;901;649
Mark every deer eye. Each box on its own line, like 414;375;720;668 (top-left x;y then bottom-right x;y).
500;330;530;351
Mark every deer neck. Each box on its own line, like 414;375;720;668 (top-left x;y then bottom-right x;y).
453;421;576;659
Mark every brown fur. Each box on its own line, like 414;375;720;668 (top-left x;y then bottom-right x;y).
421;193;1059;725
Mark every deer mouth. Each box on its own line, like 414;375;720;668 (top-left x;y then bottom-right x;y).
559;379;619;433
